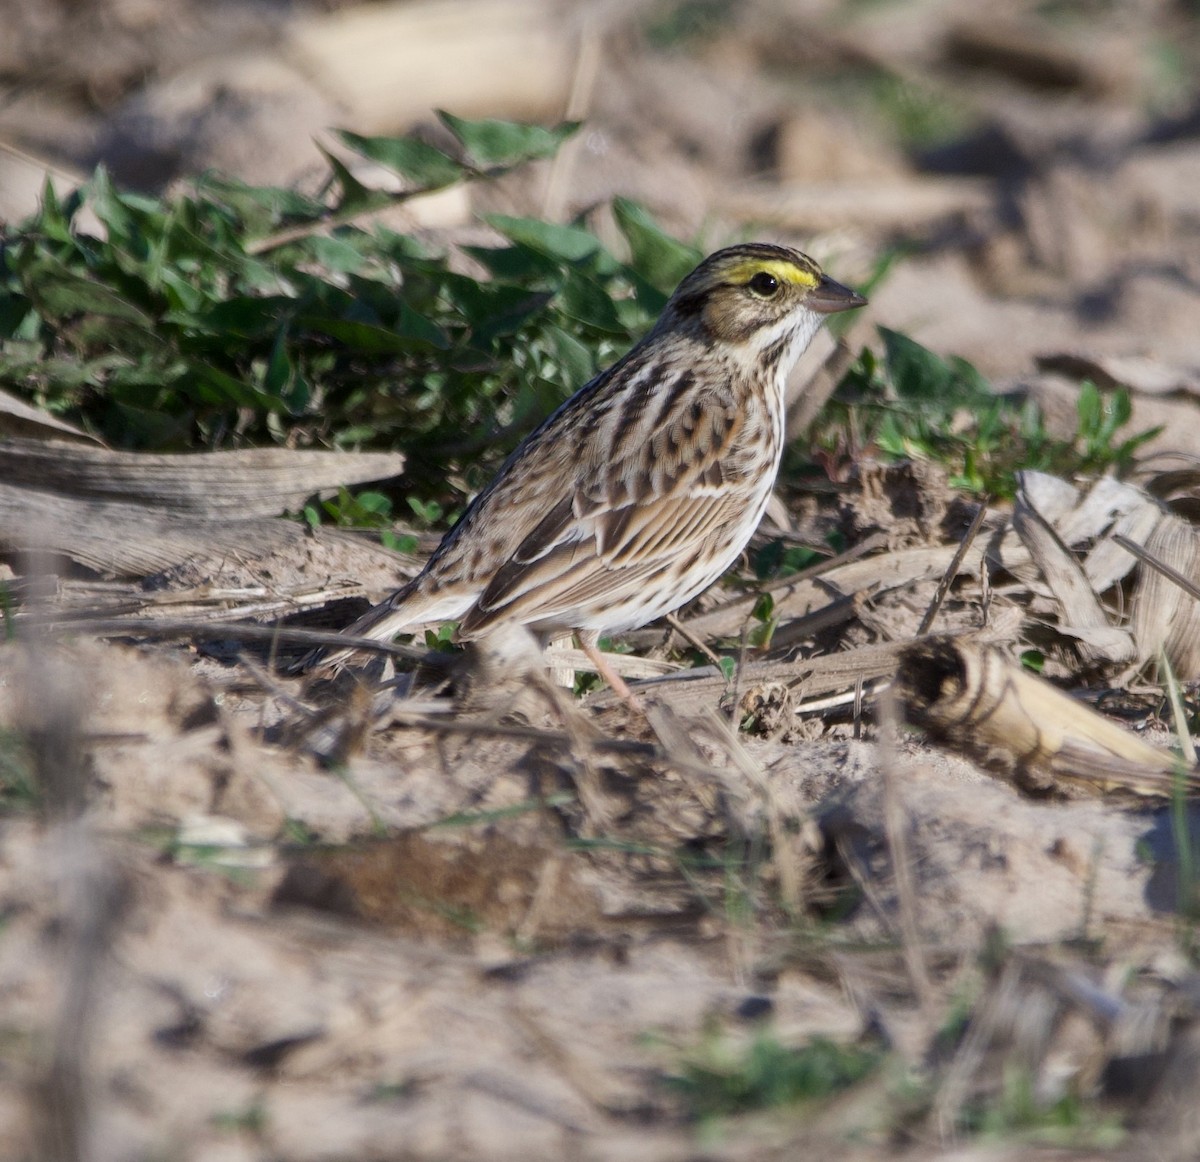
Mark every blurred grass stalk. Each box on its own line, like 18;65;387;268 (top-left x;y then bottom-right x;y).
17;547;124;1162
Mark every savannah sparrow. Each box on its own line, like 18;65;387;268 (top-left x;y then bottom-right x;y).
315;243;866;695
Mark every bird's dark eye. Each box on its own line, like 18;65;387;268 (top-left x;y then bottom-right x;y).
748;271;780;297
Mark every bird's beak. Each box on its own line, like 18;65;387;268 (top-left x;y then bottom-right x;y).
809;274;868;315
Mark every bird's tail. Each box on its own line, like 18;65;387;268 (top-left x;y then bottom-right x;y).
295;580;424;675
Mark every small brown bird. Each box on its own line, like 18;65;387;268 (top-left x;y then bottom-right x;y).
316;243;865;695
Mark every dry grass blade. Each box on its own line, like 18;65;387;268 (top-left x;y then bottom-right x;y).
1122;520;1200;680
1012;473;1134;665
1070;477;1163;592
595;636;950;718
7;617;430;664
928;943;1200;1148
384;702;703;768
0;389;98;444
930;954;1029;1141
916;498;990;635
1161;650;1197;769
678;531;893;639
544;646;679;680
1118;529;1200;606
663;611;724;667
16;643;126;1162
876;684;935;1014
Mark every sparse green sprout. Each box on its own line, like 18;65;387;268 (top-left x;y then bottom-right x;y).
668;1030;881;1118
0;728;38;813
821;327;1159;497
423;622;459;652
747;591;777;649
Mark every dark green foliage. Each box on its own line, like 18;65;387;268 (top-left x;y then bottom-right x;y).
1;113;1153;527
0;728;37;813
669;1031;880;1118
0;115;699;513
822;326;1158;497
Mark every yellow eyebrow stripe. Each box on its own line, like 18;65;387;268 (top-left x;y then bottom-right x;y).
725;258;820;289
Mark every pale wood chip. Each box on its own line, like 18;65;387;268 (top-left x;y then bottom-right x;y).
896;636;1187;798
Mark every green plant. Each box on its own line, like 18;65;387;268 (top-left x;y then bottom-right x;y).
819;327;1159;496
0;115;699;518
211;1102;268;1134
303;487;421;554
0;728;37;813
644;0;733;48
423;622;459;652
961;1065;1124;1147
866;73;974;150
750;538;823;580
668;1029;881;1118
746;592;777;649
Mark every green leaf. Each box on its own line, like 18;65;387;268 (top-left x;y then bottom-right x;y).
87;168;149;260
301;233;371;275
198;174;325;232
1020;650;1045;673
381;530;419;554
747;592;776;648
880;326;955;402
355;491;392;516
546;327;594;388
558;270;625;333
18;253;156;327
1109;387;1132;427
436;111;579;166
176;295;295;340
264;326;294;395
1075;380;1102;437
188;362;282;411
612;197;700;291
484;214;602;262
30;178;76;242
335;130;465;188
304;311;447;353
316;144;376;214
157;268;206;314
439;272;552;334
73;316;169;356
424;621;458;651
461;242;562;282
615;271;666;326
0;295;33;340
408;497;443;526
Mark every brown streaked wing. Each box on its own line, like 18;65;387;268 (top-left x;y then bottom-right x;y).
597;492;737;565
456;389;755;637
457;488;744;636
